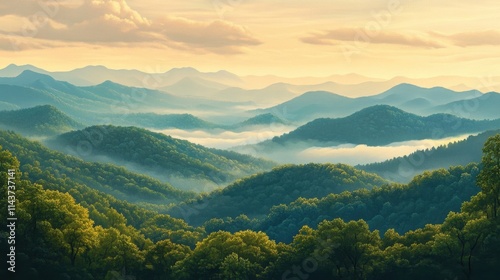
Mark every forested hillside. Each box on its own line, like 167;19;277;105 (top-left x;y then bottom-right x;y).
51;125;275;188
0;130;195;207
168;163;388;225
255;164;480;242
0;105;83;136
1;133;499;279
272;105;500;146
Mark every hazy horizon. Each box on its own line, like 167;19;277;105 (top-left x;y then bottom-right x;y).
1;0;500;79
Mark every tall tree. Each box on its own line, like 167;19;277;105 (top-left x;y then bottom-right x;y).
436;212;490;280
145;239;191;279
316;219;381;279
477;134;500;218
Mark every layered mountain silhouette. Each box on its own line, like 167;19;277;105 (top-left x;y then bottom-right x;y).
0;70;252;124
255;84;500;122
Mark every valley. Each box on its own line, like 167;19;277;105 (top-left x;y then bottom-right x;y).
1;64;499;280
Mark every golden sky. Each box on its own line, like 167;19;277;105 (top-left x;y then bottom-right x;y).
1;0;499;78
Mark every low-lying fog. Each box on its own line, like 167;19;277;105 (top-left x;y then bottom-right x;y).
294;135;473;165
157;128;473;166
155;125;297;149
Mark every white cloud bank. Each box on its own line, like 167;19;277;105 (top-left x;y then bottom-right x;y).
294;134;474;165
155;127;474;166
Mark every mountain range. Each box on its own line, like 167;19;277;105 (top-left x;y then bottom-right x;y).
255;83;500;122
0;70;253;125
2;69;500;129
2;64;500;98
0;64;242;88
1;64;500;280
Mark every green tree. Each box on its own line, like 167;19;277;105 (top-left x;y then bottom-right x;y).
145;239;191;279
436;212;491;280
218;252;258;280
477;134;500;218
177;230;278;279
316;219;381;280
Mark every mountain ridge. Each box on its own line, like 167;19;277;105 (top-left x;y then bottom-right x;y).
50;125;276;191
270;105;500;146
0;105;83;136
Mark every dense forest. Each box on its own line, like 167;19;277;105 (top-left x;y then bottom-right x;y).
0;130;197;208
168;163;388;225
50;125;275;188
272;105;500;146
1;131;499;279
0;105;83;136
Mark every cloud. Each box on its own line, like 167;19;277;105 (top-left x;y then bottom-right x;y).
0;0;47;17
296;136;464;165
156;18;262;54
0;35;66;51
443;30;500;47
301;28;445;48
0;0;261;53
301;27;500;49
235;134;473;165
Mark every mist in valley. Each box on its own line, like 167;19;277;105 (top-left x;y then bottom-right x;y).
230;134;474;166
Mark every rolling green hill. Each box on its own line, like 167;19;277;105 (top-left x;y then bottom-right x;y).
201;164;481;244
0;105;83;136
50;125;276;189
271;105;500;146
168;163;388;225
0;129;195;208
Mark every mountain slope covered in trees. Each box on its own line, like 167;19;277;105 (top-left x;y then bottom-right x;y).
271;105;500;146
0;130;196;207
50;125;276;190
1;134;499;280
0;105;83;136
255;164;481;242
168;163;388;225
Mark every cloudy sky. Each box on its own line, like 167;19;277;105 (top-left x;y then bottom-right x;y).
1;0;499;78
